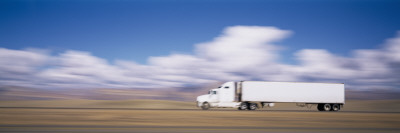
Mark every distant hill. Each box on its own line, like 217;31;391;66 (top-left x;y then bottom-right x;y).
0;85;214;101
345;90;400;100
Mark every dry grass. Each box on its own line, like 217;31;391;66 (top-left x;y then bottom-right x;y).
1;108;399;128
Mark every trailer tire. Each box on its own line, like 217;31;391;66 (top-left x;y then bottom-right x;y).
239;102;248;110
249;103;258;110
331;104;340;111
317;104;324;111
323;103;331;111
201;102;210;110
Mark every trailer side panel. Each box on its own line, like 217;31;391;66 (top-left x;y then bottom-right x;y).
241;81;345;103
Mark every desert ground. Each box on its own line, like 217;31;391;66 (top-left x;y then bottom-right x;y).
0;100;399;133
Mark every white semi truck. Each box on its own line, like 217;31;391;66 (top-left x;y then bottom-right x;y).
196;81;345;111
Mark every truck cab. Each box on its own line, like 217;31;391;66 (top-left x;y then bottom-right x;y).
196;82;240;109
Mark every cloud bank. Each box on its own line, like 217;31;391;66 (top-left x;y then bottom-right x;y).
1;26;400;90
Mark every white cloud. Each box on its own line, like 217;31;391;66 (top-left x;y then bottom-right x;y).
0;26;399;91
0;48;48;82
195;26;290;71
289;31;400;90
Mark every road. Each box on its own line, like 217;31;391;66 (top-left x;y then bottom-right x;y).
1;107;399;133
1;107;399;113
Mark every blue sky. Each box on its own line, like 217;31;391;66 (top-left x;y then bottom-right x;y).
1;0;400;90
1;0;399;64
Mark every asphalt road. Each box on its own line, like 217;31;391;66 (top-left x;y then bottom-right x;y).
0;107;398;113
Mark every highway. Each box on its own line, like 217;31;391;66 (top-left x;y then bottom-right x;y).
0;107;399;113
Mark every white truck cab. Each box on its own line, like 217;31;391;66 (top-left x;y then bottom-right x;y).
196;82;241;109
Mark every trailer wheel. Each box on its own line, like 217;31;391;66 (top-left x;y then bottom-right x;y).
239;102;248;110
201;102;210;110
323;103;331;111
331;104;340;111
317;104;324;111
249;103;258;110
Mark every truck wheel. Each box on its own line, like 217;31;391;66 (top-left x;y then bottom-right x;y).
201;102;210;110
249;103;258;110
317;104;324;111
239;103;248;110
323;103;331;111
331;104;340;111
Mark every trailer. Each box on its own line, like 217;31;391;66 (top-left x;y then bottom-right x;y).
196;81;345;111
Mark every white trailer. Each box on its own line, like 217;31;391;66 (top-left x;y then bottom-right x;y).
196;81;345;111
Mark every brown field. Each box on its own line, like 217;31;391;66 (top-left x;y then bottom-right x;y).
0;100;399;132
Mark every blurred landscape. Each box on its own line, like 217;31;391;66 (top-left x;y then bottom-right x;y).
1;85;400;112
1;0;400;132
1;86;400;132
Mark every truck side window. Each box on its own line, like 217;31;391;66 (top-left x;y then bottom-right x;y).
213;91;217;94
224;86;229;89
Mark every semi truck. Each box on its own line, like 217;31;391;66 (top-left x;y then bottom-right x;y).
196;81;345;111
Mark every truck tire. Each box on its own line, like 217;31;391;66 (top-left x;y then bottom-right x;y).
331;104;340;111
239;102;248;110
323;103;331;111
201;102;210;110
317;104;324;111
249;103;258;110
